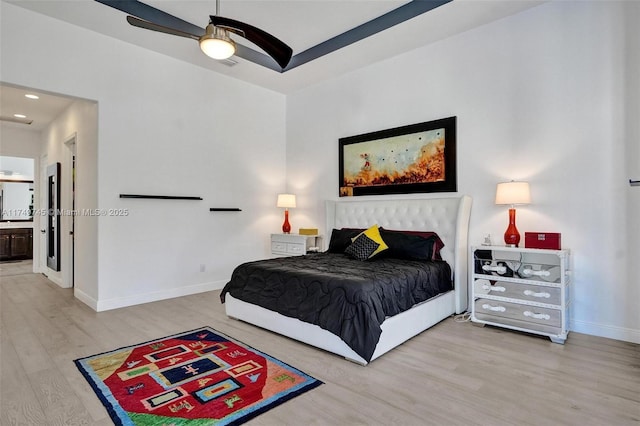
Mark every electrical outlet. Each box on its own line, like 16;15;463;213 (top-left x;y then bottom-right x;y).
199;264;205;272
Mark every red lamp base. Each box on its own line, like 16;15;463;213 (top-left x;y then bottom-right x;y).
503;208;521;247
282;210;291;234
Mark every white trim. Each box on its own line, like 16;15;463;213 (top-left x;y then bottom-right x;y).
45;272;66;288
74;287;98;311
94;280;226;312
571;319;640;345
63;133;76;289
37;154;48;274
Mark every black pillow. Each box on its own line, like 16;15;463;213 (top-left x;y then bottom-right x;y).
344;234;380;261
328;228;364;253
380;228;444;260
379;229;435;261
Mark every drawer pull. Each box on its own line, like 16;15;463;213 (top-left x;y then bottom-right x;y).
523;289;551;298
483;284;506;292
524;311;550;320
482;265;506;274
521;268;551;277
482;303;506;312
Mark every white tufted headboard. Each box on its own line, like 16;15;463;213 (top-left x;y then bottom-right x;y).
325;195;472;313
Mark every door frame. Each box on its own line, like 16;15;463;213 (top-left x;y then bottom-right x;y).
37;154;48;274
63;133;77;288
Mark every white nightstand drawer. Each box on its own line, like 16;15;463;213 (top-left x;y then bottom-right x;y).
474;280;561;305
286;243;305;255
474;298;561;328
271;234;323;257
271;241;304;255
271;241;287;253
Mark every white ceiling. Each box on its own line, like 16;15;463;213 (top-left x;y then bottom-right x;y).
1;0;545;129
0;84;75;131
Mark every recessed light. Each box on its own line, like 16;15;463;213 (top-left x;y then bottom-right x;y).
25;94;39;100
13;114;27;118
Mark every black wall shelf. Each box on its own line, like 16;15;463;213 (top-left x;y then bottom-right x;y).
210;208;242;212
120;194;203;200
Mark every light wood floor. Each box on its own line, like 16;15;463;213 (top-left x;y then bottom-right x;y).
1;262;639;425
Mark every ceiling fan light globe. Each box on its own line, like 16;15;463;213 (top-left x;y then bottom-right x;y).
199;26;236;60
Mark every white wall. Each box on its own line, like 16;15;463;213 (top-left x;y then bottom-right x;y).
0;125;41;159
624;0;640;342
287;1;639;343
1;2;287;310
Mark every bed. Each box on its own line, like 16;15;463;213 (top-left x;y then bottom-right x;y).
222;196;472;365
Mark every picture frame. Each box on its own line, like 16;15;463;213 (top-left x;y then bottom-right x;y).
339;116;457;197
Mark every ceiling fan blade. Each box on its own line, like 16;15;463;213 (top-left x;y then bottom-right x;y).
210;16;292;68
126;16;201;40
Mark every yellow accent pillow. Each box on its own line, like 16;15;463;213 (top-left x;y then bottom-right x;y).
352;225;389;258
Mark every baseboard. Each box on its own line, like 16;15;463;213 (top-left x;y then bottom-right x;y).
46;274;65;288
93;279;227;312
74;288;99;311
571;319;640;344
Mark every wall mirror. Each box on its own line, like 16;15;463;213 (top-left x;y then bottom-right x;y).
0;155;35;222
0;180;34;221
46;162;61;271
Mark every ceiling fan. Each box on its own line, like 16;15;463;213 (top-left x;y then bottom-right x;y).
125;0;293;69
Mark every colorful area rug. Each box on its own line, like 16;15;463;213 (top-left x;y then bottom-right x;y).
74;326;323;425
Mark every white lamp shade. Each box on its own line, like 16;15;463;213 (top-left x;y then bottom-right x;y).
277;193;296;209
495;181;531;205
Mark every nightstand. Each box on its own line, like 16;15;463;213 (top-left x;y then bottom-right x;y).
271;234;323;257
470;245;571;343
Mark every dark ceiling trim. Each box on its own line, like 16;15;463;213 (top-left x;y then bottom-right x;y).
94;0;452;73
285;0;452;71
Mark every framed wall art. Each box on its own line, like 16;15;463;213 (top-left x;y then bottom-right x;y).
339;116;457;197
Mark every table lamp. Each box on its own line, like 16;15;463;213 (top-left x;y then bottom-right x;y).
277;193;296;234
495;181;531;247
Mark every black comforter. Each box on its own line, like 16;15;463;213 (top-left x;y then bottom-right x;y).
220;252;452;362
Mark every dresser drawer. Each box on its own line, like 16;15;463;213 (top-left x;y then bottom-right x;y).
474;249;565;284
286;243;305;255
474;298;561;328
473;279;561;305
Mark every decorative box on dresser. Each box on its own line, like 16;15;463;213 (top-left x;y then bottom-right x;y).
270;234;323;257
470;245;571;343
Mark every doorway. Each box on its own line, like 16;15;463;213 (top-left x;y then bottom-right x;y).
1;82;97;300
